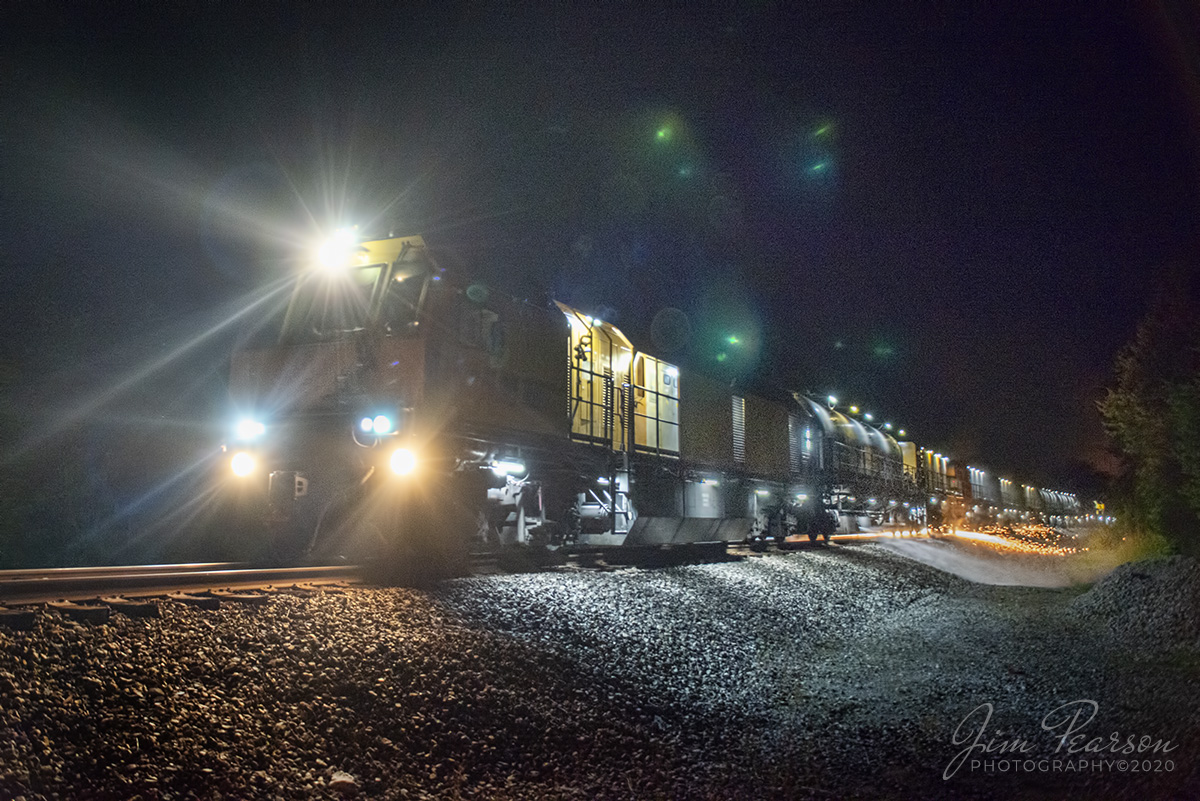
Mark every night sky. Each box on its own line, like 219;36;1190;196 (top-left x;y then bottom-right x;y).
1;2;1197;491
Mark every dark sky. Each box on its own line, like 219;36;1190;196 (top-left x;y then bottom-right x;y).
1;2;1197;490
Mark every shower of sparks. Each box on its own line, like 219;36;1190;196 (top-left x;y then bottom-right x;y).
832;524;1086;556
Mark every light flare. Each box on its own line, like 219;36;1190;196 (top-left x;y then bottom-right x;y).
4;277;296;464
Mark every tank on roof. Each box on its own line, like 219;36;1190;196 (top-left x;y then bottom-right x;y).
800;396;903;461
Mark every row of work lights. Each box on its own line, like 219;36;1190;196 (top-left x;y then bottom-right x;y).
826;397;1079;509
825;395;906;439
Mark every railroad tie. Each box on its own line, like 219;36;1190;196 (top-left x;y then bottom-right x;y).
0;606;37;630
277;583;345;597
98;596;161;618
210;590;271;606
47;600;111;624
165;592;220;611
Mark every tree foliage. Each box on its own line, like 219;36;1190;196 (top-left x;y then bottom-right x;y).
1099;266;1200;554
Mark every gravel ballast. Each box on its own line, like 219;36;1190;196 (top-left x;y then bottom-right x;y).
1;544;1197;799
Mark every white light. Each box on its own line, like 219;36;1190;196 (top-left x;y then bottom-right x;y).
235;419;266;440
317;227;357;270
827;395;838;407
490;459;526;476
390;448;417;475
756;489;770;497
359;417;373;432
597;476;611;486
231;451;256;477
372;415;393;435
864;413;874;422
665;366;679;378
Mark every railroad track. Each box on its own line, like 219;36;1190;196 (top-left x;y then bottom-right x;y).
0;563;360;613
0;537;894;628
1;537;879;600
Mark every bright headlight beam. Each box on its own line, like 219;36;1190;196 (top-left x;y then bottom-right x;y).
390;448;417;475
316;227;358;271
372;415;393;435
231;451;256;477
235;419;266;440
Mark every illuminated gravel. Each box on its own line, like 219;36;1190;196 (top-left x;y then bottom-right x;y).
0;546;1197;799
1071;555;1200;650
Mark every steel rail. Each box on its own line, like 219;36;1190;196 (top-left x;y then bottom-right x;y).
0;562;247;581
0;565;360;606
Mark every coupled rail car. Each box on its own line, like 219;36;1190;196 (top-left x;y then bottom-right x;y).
219;231;1086;564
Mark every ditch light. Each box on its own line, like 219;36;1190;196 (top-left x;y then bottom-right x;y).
231;451;256;477
390;448;418;476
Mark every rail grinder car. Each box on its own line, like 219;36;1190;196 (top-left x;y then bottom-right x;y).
222;233;847;561
220;231;1080;566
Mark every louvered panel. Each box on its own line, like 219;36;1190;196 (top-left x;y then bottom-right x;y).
731;395;746;464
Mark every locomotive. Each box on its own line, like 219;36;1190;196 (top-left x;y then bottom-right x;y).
221;231;1084;565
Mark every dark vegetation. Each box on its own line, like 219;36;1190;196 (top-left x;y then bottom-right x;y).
1099;265;1200;557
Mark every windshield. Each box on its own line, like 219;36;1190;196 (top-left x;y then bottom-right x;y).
279;259;429;342
282;264;381;340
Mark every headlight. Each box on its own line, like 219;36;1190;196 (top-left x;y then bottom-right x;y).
231;451;256;477
316;227;358;271
235;419;266;440
390;447;417;475
490;459;526;476
360;414;395;435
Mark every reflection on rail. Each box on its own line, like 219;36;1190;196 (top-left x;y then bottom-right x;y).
0;562;247;581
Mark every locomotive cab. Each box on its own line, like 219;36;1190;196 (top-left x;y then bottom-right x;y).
223;234;447;563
